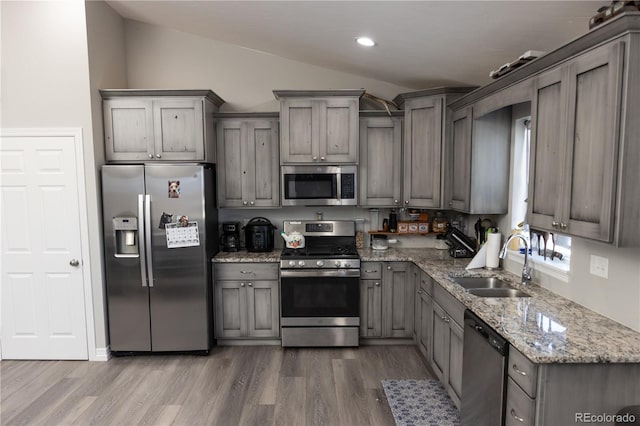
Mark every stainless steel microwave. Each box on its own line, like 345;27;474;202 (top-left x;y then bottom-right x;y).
281;165;357;206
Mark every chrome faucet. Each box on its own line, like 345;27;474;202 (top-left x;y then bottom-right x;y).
499;234;532;286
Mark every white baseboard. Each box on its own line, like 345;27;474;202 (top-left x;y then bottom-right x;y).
91;346;111;362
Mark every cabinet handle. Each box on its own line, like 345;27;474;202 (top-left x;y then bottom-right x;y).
512;364;527;376
417;290;422;295
552;221;559;227
248;282;253;287
448;201;453;206
394;199;399;204
148;154;154;159
404;200;409;205
560;222;567;229
442;316;450;323
387;266;392;270
243;201;248;206
510;409;525;423
240;270;253;274
320;156;325;161
250;201;255;206
156;153;162;159
240;282;245;287
364;269;378;273
313;156;318;160
375;282;380;286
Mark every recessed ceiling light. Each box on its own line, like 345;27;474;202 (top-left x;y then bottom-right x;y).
355;37;376;47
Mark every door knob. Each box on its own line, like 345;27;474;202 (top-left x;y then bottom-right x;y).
148;154;154;159
69;259;80;267
155;153;162;159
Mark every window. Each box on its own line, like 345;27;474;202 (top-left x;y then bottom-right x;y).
510;117;571;274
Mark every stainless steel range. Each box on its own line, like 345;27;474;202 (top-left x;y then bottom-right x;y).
280;220;360;347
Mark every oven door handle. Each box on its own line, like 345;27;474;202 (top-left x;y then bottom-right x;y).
280;269;361;278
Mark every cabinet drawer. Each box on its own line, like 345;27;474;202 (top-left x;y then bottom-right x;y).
420;272;433;296
214;263;278;281
508;346;538;398
361;262;382;279
505;377;536;426
433;283;465;326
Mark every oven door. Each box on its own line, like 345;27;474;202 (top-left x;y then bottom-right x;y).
280;269;360;325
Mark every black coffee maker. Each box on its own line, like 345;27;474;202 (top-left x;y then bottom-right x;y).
220;222;241;252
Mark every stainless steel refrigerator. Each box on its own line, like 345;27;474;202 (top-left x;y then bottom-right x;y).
102;163;218;353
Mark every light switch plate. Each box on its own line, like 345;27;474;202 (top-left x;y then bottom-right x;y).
589;255;609;279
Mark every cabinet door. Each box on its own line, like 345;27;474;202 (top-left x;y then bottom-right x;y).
214;281;247;338
247;119;280;207
360;279;382;337
403;97;443;208
446;107;473;211
562;41;623;241
447;319;464;409
413;271;422;344
153;99;204;160
280;98;317;163
431;302;448;382
216;120;247;207
528;67;567;231
383;263;414;338
246;280;280;338
319;98;359;163
419;291;432;360
103;99;154;161
359;117;403;207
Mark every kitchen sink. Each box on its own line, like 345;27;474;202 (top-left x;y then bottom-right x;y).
451;276;513;289
467;288;531;298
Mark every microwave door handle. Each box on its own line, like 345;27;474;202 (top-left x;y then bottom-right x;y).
336;171;342;204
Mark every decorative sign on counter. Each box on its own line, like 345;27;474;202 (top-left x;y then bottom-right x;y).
165;222;200;248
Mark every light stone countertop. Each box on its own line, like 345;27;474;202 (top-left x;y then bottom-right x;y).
212;249;281;263
359;247;640;364
211;247;640;363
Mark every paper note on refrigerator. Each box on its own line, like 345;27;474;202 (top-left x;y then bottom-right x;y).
165;222;200;248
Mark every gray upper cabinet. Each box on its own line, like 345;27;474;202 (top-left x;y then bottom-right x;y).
101;90;224;163
359;114;403;207
216;116;280;208
274;90;364;164
445;106;512;214
402;96;443;208
528;40;624;242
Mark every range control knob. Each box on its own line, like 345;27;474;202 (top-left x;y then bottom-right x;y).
335;261;341;267
298;260;305;267
316;260;325;267
288;260;296;267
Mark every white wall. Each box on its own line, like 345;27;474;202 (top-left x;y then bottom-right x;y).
85;0;128;352
123;20;414;111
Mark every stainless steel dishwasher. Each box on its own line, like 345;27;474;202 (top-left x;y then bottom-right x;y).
461;310;509;426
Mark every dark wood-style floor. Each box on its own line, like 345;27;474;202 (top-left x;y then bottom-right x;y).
1;345;434;426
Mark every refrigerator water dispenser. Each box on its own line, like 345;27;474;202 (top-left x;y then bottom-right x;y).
113;217;139;257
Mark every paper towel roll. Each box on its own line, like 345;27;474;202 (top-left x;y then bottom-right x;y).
125;230;136;246
485;232;502;269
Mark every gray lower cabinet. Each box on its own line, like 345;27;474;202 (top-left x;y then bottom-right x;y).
101;90;224;163
505;346;640;425
417;271;433;360
275;90;363;164
430;282;465;409
213;263;279;339
359;262;413;338
359;114;403;207
528;39;624;242
215;116;280;208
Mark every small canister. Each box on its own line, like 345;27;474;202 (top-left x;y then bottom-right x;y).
432;211;449;234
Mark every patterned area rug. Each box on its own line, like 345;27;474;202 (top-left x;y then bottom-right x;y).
382;379;461;426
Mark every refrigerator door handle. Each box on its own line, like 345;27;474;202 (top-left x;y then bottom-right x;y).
144;194;155;287
138;194;148;287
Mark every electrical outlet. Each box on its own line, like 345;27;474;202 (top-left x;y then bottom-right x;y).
589;255;609;279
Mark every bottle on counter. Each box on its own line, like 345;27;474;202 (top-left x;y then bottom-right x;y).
382;218;389;232
432;211;449;234
389;210;398;233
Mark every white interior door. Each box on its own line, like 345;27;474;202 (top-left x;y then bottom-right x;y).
1;133;88;359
